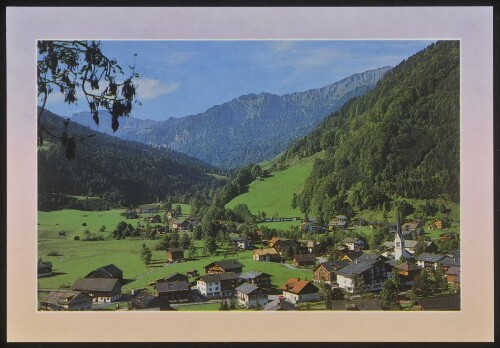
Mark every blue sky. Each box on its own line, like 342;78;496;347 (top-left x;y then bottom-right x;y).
43;40;436;121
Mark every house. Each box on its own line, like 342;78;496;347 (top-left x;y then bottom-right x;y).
262;298;296;311
414;294;460;311
72;278;122;303
235;283;268;308
172;219;190;231
441;255;460;271
301;222;322;234
38;261;53;278
280;278;319;304
166;211;177;220
146;215;162;223
239;271;272;290
340;250;364;262
125;210;139;219
156;280;190;303
230;236;251;250
402;220;422;231
394;261;423;287
268;237;281;248
331;299;383;311
313;260;350;284
299;240;319;254
167;248;184;262
162;272;189;283
415;252;447;271
85;264;123;280
273;239;299;255
445;266;461;290
336;255;390;293
139;204;159;214
381;240;436;258
40;291;92;311
428;219;444;229
252;248;281;262
292;254;317;267
328;215;348;231
342;237;365;251
204;260;244;275
130;289;171;311
196;272;240;299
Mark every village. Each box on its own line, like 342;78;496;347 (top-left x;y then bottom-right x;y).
38;204;460;312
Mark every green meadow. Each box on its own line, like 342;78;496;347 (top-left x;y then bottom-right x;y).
226;152;324;218
38;207;315;294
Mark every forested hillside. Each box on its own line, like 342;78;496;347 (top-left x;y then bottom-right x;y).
278;41;459;219
38;109;224;211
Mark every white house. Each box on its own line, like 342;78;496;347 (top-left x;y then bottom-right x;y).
280;278;319;304
336;255;390;293
196;273;239;299
235;283;268;308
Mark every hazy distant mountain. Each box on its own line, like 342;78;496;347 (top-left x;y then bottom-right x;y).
71;66;391;169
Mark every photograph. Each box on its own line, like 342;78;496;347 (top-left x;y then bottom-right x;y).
6;6;493;342
36;39;461;313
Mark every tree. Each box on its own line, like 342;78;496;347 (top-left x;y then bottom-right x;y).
37;41;139;159
331;287;345;300
413;269;433;297
251;164;263;179
175;204;182;215
380;271;401;310
432;263;448;294
181;233;191;249
188;244;197;259
205;237;218;255
352;274;366;295
140;246;152;267
318;282;333;310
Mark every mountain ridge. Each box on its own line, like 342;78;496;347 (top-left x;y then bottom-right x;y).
70;66;392;169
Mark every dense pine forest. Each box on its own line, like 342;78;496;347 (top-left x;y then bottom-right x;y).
277;41;459;219
38;109;225;211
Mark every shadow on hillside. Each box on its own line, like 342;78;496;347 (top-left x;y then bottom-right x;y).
121;278;135;286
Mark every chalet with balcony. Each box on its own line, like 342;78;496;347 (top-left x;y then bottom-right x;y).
196;272;240;299
204;260;243;275
72;278;122;303
235;283;268;308
40;291;92;311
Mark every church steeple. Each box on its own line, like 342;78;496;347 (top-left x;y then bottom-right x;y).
394;211;405;260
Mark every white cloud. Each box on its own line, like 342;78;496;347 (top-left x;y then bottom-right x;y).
137;78;180;100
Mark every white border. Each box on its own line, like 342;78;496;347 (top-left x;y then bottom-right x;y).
6;7;493;342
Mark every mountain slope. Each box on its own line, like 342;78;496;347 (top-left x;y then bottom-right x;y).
38;109;224;210
71;67;391;169
277;41;459;219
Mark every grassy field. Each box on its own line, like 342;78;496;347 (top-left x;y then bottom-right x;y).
226;152;324;218
38;208;316;296
257;220;302;231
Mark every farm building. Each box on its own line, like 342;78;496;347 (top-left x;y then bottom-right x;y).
72;278;122;303
40;291;92;311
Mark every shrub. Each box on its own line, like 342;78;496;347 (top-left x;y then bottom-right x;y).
47;250;61;256
74;236;80;240
82;222;87;226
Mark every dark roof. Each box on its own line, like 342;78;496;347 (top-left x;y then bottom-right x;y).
41;291;88;305
199;272;240;283
72;278;121;292
156;280;190;293
275;239;298;248
236;282;260;295
86;264;122;278
230;237;248;242
240;271;270;281
205;259;243;271
337;258;384;278
441;256;460;267
167;247;184;253
294;254;316;262
331;299;382;311
416;294;460;311
416;252;446;263
163;272;189;282
131;290;171;310
357;253;387;262
263;298;296;311
38;262;53;268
